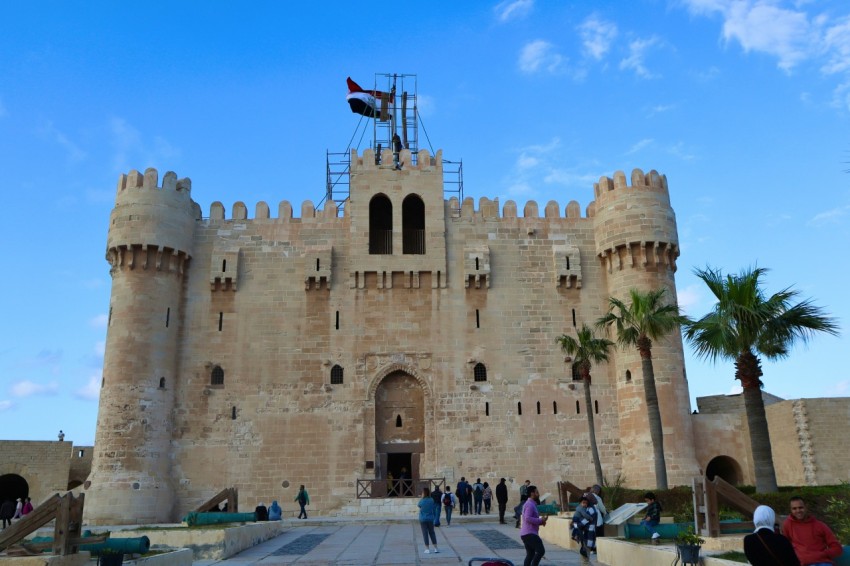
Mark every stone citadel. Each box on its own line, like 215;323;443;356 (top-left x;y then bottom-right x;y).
80;145;705;525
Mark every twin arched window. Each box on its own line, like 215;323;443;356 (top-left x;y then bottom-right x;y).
368;194;425;255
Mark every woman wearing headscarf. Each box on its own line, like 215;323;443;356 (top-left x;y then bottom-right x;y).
743;505;800;566
268;500;282;521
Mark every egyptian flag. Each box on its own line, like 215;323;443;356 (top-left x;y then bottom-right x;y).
346;77;393;119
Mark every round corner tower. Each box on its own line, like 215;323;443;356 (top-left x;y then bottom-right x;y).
85;167;198;524
591;168;699;487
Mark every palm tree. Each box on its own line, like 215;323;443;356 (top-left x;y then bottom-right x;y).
556;324;614;486
597;288;690;490
684;266;839;493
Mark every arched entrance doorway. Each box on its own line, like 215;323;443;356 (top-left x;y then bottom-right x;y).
705;455;743;486
375;371;424;496
0;474;29;506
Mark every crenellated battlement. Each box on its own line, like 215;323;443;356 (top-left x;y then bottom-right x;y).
350;148;443;173
593;168;669;204
116;167;192;195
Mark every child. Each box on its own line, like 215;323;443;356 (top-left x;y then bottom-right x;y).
571;496;598;560
641;491;662;541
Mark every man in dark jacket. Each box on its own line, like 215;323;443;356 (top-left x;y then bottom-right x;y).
431;485;444;526
496;478;509;524
456;477;470;515
1;499;16;528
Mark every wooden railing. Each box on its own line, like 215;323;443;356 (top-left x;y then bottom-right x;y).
357;477;446;499
0;492;106;555
193;486;239;513
693;475;758;537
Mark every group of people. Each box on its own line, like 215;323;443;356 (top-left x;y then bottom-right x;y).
744;497;843;566
452;477;494;516
0;497;34;528
249;485;310;522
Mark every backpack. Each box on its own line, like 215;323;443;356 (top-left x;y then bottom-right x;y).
443;493;452;507
474;484;483;495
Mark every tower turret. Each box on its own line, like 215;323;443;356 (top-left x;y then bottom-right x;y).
592;169;699;486
84;168;199;524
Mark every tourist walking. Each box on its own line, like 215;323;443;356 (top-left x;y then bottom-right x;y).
431;484;443;527
12;498;22;520
782;496;843;566
456;477;470;515
295;485;310;519
516;479;531;527
496;478;509;524
0;499;14;528
520;485;548;566
442;486;457;526
744;505;800;566
483;481;492;514
21;498;33;516
418;487;440;554
472;478;484;515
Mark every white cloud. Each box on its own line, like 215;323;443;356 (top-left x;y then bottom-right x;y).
495;0;533;23
75;373;101;401
821;17;850;74
110;117;181;173
39;120;86;162
506;181;534;197
0;400;13;411
543;170;599;187
676;284;704;316
11;380;60;398
626;138;654;155
728;383;744;395
578;15;618;60
809;204;850;225
619;37;661;78
517;154;540;170
519;40;564;74
90;313;109;328
722;2;811;72
667;141;697;161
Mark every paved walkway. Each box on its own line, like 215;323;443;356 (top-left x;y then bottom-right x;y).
195;518;606;566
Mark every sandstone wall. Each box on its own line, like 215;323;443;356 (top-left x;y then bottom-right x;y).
0;441;73;504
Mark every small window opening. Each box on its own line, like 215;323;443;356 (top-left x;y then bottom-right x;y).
166;307;170;328
78;449;85;457
218;312;223;331
475;257;480;270
572;308;577;327
330;365;344;385
316;258;320;271
108;306;112;326
566;257;571;270
571;363;582;382
626;370;632;382
211;365;224;385
475;309;480;329
595;400;599;414
159;377;165;388
576;400;581;414
222;259;227;272
485;402;490;416
683;368;687;380
396;414;402;427
335;311;340;330
473;363;487;382
536;401;541;414
518;402;522;415
231;406;237;420
553;401;558;415
101;378;105;388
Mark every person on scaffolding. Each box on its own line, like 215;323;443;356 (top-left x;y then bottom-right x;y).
392;133;402;170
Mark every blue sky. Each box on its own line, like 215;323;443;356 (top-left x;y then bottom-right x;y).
1;1;848;446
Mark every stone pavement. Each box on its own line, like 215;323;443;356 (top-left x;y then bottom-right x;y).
194;517;608;566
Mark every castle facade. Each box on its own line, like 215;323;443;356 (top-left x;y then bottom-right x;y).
84;147;700;524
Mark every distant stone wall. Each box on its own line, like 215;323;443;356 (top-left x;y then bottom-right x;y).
0;441;75;503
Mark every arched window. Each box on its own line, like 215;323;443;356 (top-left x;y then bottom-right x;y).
396;414;403;427
625;370;632;382
369;194;393;254
330;365;344;385
402;194;425;254
159;377;165;389
473;363;487;382
211;365;224;385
